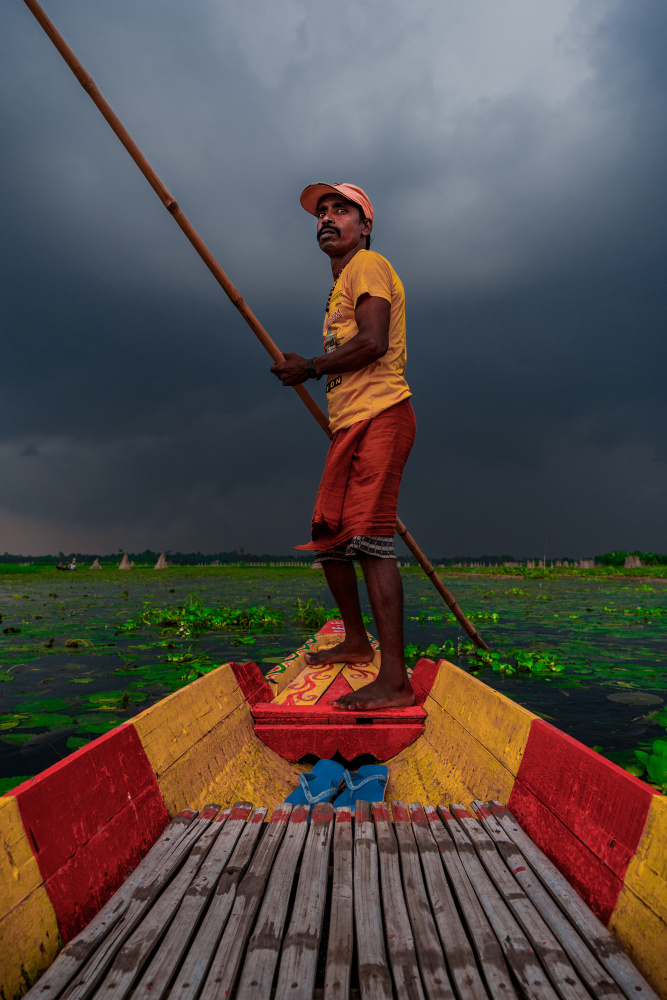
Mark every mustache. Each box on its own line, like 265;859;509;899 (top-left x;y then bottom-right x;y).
318;225;339;240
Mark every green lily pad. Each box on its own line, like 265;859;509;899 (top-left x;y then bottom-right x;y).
22;713;76;730
13;697;73;713
607;692;664;706
85;690;146;706
66;736;90;751
0;714;30;731
647;755;667;786
75;714;125;734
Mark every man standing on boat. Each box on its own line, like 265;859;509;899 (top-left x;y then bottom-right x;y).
270;183;416;710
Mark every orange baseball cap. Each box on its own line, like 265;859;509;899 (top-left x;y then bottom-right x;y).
300;182;374;222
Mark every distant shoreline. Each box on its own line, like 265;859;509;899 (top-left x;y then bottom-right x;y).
1;562;666;581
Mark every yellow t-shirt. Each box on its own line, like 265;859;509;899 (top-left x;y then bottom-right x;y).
322;250;411;432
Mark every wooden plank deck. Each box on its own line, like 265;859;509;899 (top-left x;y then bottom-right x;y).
30;799;660;1000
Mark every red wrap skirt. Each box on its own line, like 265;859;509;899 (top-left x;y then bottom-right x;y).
296;398;416;552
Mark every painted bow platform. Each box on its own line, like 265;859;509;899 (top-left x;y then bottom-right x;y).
237;620;438;763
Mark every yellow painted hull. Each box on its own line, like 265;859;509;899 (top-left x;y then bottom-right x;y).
1;627;665;998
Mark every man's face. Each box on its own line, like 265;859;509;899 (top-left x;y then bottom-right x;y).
316;194;372;257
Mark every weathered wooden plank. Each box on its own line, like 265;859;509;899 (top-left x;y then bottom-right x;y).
354;800;393;1000
371;802;424;1000
437;805;559;1000
324;807;354;1000
198;802;292;1000
60;805;222;1000
408;803;491;1000
274;803;335;1000
132;802;254;1000
391;803;455;1000
236;804;310;1000
449;804;589;1000
170;805;267;1000
424;805;517;1000
95;804;227;1000
23;808;199;1000
472;800;625;1000
488;801;661;1000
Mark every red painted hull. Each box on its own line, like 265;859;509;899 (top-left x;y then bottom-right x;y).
0;622;665;999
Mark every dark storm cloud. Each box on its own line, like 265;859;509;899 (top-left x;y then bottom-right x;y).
1;0;666;556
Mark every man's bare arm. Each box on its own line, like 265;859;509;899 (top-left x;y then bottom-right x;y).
270;294;390;386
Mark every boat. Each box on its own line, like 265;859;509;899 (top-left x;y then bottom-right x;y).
1;620;665;999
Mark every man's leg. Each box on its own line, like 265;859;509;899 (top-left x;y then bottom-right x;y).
304;559;375;665
333;556;414;710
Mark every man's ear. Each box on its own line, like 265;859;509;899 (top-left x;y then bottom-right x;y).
362;217;373;237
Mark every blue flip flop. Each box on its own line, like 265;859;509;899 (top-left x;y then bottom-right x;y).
285;759;346;806
333;764;389;812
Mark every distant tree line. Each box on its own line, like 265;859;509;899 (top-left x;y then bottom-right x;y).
2;548;666;566
595;551;667;567
0;549;317;565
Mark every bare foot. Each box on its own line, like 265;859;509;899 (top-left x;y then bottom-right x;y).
333;676;415;711
304;638;374;667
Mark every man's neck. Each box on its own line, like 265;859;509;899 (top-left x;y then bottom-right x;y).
330;243;366;280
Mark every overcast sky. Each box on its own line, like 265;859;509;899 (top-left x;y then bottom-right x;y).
1;0;665;558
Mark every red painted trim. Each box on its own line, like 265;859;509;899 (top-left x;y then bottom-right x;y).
312;802;334;824
391;802;410;822
230;661;274;706
318;619;346;636
509;718;656;923
322;673;353;702
254;722;424;763
199;805;222;820
253;704;426;723
9;723;168;942
411;657;439;704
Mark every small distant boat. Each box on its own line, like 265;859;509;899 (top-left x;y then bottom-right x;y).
1;621;664;998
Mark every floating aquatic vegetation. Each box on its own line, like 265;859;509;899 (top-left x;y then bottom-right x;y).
293;598;337;629
437;643;565;677
1;565;666;785
408;598;445;623
630;741;667;792
0;775;35;795
622;709;667;792
405;639;466;662
136;595;284;635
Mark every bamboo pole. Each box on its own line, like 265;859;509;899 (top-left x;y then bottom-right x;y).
20;0;489;651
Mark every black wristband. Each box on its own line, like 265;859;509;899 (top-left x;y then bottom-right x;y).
306;358;323;380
